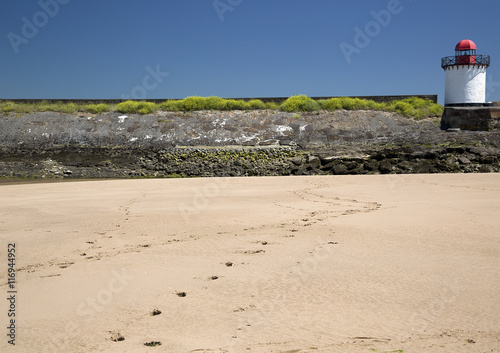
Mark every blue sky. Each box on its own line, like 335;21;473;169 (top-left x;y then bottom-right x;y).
1;0;499;104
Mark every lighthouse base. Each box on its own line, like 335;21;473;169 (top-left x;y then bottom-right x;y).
445;102;494;108
442;107;500;131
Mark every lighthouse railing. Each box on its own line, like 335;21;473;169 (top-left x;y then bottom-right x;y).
441;55;490;68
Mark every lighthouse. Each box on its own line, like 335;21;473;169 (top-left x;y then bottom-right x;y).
441;39;490;106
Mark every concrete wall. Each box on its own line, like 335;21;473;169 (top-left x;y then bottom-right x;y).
0;110;422;150
445;66;487;105
442;107;500;131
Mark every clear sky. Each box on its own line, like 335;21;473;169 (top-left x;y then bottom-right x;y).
1;0;499;104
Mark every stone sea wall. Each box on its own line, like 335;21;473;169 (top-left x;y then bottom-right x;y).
1;110;499;179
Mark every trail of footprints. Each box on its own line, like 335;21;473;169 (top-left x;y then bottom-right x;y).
122;187;381;349
276;188;381;222
19;185;376;275
108;224;343;350
16;192;171;275
20;186;382;350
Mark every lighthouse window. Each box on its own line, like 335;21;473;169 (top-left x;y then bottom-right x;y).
456;49;474;56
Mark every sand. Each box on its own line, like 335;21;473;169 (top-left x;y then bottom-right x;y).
0;174;499;353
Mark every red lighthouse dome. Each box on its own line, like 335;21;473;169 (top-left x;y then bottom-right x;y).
455;39;477;51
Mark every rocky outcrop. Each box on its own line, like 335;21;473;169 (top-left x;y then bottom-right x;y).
1;144;499;179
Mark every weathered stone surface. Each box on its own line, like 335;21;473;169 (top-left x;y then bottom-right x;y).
1;110;500;179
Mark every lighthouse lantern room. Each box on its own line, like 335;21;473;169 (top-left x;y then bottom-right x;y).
441;39;490;106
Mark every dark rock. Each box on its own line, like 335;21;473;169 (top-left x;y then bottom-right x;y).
469;147;490;157
364;161;379;171
345;161;360;170
295;166;309;175
319;156;336;163
479;165;494;173
458;156;471;164
483;156;497;164
307;156;321;169
397;161;413;172
291;156;304;166
446;146;466;154
425;151;439;159
379;160;393;174
350;167;366;175
320;161;335;171
331;164;348;175
308;168;323;175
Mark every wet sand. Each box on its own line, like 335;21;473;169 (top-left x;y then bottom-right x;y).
0;174;499;352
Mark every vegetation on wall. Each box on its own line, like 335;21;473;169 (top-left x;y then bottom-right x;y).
0;95;443;119
0;101;112;115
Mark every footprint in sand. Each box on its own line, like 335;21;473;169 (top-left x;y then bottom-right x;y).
150;309;162;316
109;331;125;342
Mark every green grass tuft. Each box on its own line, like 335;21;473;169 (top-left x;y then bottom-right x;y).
116;100;138;114
175;96;208;111
85;103;110;114
116;100;157;115
247;99;266;109
386;97;443;119
204;96;228;110
280;95;320;112
265;102;279;110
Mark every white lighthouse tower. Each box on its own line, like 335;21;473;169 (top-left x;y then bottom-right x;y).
441;39;490;106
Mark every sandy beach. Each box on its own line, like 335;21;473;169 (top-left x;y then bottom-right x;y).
0;174;499;353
